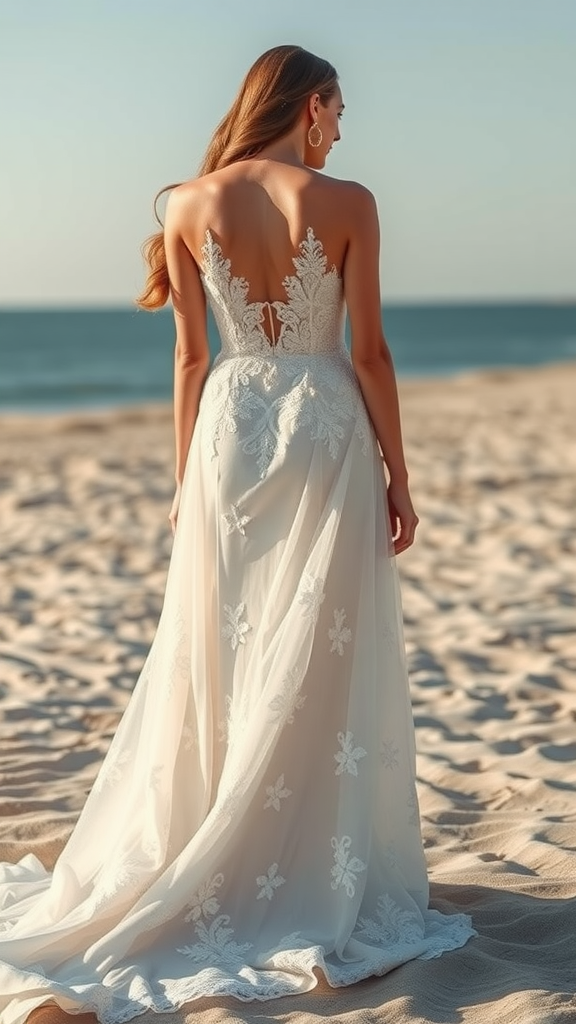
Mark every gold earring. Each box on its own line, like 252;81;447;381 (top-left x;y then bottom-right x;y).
307;122;323;148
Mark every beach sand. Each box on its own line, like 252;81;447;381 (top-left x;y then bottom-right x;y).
1;363;575;1023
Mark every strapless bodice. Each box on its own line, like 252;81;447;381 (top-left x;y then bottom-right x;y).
199;227;346;357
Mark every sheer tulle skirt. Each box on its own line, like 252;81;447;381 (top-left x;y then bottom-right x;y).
0;353;476;1024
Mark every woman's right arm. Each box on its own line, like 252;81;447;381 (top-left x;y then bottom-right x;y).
164;188;211;530
343;184;418;554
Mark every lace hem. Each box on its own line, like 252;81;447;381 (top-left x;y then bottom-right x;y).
13;913;476;1024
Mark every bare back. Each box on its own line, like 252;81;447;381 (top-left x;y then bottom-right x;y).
178;160;355;305
165;155;386;378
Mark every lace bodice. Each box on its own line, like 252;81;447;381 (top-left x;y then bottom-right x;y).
200;227;346;357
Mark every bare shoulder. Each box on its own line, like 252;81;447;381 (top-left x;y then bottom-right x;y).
165;178;205;221
165;169;236;241
164;176;223;256
313;174;378;229
337;178;377;221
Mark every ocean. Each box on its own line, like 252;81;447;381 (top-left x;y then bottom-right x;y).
1;303;575;413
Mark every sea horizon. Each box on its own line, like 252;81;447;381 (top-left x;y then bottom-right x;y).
1;300;575;414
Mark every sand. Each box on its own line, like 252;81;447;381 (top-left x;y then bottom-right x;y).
1;362;575;1023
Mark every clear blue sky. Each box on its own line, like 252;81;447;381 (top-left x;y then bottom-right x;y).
1;0;574;305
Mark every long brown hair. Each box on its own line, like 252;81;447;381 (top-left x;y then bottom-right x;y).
135;45;338;311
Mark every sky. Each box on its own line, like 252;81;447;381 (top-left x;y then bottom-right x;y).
1;0;574;305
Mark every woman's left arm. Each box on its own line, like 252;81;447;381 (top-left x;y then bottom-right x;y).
164;188;211;525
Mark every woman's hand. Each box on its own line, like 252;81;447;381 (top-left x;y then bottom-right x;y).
169;483;182;536
387;478;419;555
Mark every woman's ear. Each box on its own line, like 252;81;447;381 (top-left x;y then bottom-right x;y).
308;92;320;122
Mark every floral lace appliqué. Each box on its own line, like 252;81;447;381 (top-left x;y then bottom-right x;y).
221;502;251;536
184;872;225;923
330;835;367;898
328;608;352;655
256;862;286;901
177;914;253;965
221;602;251;651
200;227;342;357
298;574;326;624
355;893;424;946
334;730;367;777
264;773;292;812
203;356;369;480
268;666;307;725
182;723;197;751
380;739;400;769
177;869;253;965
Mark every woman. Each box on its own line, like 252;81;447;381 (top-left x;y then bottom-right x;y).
0;44;475;1024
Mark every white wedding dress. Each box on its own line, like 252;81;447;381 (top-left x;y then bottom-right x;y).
0;228;475;1024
